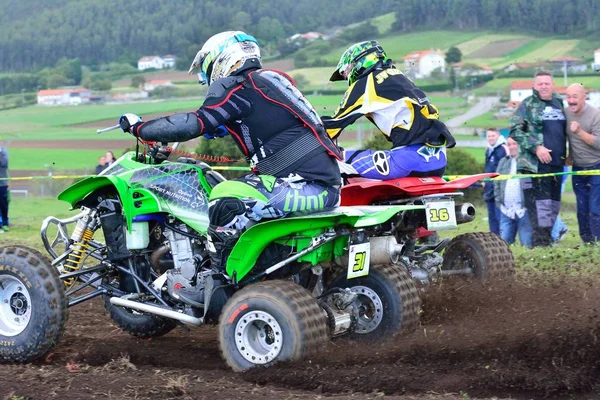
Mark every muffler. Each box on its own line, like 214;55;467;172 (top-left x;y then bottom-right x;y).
455;203;476;224
336;236;403;266
110;297;203;325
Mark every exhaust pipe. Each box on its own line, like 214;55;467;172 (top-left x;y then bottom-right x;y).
455;203;476;224
336;236;403;266
110;297;203;325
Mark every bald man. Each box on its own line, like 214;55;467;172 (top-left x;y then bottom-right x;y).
565;83;600;243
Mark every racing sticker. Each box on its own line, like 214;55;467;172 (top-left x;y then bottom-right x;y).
347;242;370;279
372;151;390;176
132;165;209;212
425;200;457;230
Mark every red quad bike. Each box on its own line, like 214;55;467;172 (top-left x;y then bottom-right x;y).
340;173;515;284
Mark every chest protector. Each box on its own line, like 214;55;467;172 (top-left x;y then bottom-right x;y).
246;70;343;161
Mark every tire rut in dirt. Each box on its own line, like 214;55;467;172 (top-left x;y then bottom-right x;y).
242;272;600;398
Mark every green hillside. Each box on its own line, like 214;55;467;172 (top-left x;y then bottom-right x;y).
287;23;592;90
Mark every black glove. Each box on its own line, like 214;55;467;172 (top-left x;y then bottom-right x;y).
119;113;143;137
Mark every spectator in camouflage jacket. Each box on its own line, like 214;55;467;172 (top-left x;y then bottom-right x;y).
508;70;567;247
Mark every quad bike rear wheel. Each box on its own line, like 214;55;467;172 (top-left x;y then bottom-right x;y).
442;232;515;281
0;246;68;362
328;263;421;340
218;280;328;371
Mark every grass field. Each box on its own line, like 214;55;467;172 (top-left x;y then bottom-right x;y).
7;148;103;171
457;34;533;57
345;12;396;35
0;91;474;171
299;31;483;68
463;110;510;128
509;40;580;64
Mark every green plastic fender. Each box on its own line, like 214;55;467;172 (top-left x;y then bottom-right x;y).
226;205;425;281
209;180;269;202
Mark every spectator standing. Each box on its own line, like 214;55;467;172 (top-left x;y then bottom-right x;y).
565;83;600;243
494;137;532;248
484;127;509;235
0;146;9;232
510;71;567;247
105;151;117;166
95;156;106;174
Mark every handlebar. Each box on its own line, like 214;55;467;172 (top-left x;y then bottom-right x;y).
96;120;180;165
96;124;121;134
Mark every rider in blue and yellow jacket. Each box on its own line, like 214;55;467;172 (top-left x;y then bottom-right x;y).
323;41;455;179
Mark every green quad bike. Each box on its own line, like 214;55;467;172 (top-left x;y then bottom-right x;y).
0;134;423;371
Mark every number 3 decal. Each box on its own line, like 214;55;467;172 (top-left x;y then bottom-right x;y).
347;242;370;279
353;251;366;272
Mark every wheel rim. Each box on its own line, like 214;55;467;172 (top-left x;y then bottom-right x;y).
234;310;283;365
350;285;384;334
0;275;33;336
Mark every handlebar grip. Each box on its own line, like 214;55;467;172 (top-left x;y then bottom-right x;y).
96;124;121;134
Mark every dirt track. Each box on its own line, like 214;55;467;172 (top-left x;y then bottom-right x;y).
1;270;600;400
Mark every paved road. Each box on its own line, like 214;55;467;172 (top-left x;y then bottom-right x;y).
446;96;501;128
454;139;487;148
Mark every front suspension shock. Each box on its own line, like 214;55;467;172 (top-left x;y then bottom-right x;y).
62;210;99;287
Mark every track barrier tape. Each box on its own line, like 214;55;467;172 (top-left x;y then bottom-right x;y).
2;169;599;182
444;169;600;182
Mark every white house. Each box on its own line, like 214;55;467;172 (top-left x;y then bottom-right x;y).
137;55;178;71
288;32;326;42
37;87;91;106
403;50;445;79
138;56;164;70
162;54;177;69
594;49;600;71
509;81;533;103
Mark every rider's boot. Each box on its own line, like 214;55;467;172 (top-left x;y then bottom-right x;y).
207;225;241;274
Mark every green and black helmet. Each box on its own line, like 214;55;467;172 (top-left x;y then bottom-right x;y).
330;40;389;85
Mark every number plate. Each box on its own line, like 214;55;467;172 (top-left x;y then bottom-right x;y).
425;200;457;230
347;242;370;279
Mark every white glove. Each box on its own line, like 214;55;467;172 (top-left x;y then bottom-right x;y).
119;113;142;134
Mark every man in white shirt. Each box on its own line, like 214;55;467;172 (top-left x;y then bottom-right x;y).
494;137;533;247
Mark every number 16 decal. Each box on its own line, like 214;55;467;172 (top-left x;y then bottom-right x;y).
428;208;450;222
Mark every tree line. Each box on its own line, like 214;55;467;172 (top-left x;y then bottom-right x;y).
1;0;598;74
0;0;400;72
392;0;598;34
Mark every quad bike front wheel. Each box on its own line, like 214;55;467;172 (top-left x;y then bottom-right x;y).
218;280;328;372
442;232;515;281
0;246;68;362
328;263;421;340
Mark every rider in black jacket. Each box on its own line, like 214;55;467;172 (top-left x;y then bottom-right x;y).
120;31;342;298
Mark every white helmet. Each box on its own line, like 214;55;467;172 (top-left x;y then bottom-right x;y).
188;31;261;85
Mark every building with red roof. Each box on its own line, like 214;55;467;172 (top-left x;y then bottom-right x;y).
403;50;445;79
37;87;91;106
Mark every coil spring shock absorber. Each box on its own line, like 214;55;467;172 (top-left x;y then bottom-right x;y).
62;210;98;287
